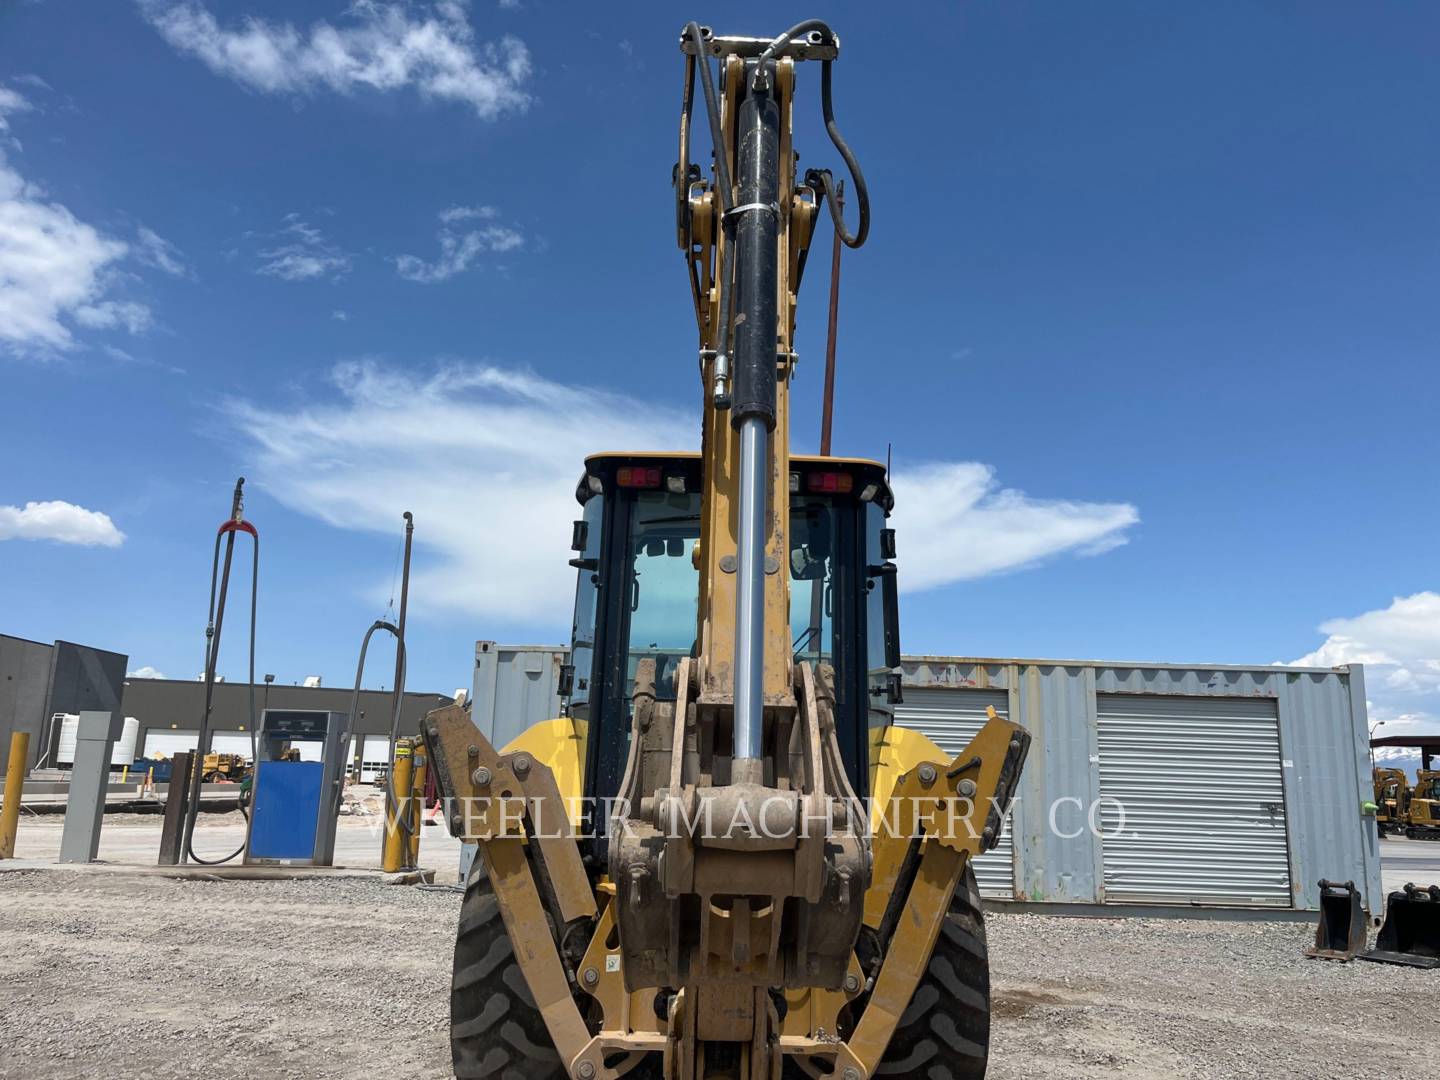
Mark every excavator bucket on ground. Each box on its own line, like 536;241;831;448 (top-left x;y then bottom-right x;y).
1305;880;1366;962
1359;884;1440;968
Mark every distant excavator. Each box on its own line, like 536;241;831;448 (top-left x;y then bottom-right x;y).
422;21;1029;1079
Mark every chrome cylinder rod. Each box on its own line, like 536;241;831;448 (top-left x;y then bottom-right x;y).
733;415;768;765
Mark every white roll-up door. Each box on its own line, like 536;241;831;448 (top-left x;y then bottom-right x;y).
360;735;393;782
1096;694;1291;907
894;687;1015;899
209;731;255;759
142;730;199;759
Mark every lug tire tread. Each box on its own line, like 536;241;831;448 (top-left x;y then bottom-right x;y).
874;864;991;1080
451;860;566;1080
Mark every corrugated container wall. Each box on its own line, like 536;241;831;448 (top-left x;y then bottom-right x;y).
897;658;1381;915
472;642;567;751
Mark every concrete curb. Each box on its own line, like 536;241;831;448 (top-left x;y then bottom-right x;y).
0;859;435;885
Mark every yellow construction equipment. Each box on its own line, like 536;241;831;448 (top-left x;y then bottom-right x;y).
1374;767;1409;836
422;21;1029;1079
1406;771;1440;839
200;752;250;783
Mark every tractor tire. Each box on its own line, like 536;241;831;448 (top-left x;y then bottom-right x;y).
451;859;566;1080
875;864;991;1080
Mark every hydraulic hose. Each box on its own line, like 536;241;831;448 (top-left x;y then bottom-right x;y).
346;619;409;849
182;481;259;866
684;21;739;407
754;18;870;249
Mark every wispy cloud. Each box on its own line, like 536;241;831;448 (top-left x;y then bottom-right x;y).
890;463;1139;590
134;225;191;277
0;152;154;357
127;665;167;679
0;86;34;143
394;205;524;283
331;309;350;322
73;300;154;335
223;360;1140;624
0;500;125;547
1291;592;1440;771
141;1;532;120
103;343;186;376
225;359;690;621
256;213;350;281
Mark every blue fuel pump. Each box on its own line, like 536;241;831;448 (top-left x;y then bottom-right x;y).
243;709;349;866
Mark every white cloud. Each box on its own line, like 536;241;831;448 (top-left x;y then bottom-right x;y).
1292;592;1440;769
889;462;1139;591
223;360;1140;624
128;665;167;679
394;206;524;283
438;204;498;224
0;152;154;356
142;1;532;120
224;359;693;622
0;500;125;547
74;299;155;334
256;214;350;281
0;86;34;139
134;225;190;277
332;309;350;321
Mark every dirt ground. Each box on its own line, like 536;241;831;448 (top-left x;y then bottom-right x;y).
0;870;1437;1080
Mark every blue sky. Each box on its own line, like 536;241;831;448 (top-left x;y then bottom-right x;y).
1;2;1437;761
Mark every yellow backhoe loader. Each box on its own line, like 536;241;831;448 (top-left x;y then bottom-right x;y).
1373;767;1409;836
422;21;1030;1079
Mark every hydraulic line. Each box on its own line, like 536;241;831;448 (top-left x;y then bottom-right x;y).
756;19;870;249
683;21;738;407
346;617;406;861
181;478;259;866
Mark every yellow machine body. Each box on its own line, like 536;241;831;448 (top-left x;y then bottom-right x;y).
1407;772;1440;837
421;23;1032;1080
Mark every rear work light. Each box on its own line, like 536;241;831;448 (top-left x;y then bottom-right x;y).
616;466;662;489
806;471;854;494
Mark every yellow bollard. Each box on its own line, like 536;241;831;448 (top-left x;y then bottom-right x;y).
1;731;31;860
407;746;427;869
381;739;414;873
121;764;129;784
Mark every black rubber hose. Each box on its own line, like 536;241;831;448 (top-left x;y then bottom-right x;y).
345;619;409;842
811;57;870;248
185;530;258;866
685;21;732;213
685;20;739;396
754;18;870;249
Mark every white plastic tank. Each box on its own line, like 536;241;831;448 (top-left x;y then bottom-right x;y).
55;714;140;767
112;717;139;766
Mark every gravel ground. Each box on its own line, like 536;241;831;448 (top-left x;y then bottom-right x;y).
0;871;1436;1079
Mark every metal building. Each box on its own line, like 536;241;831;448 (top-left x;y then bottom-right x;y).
116;677;454;781
894;657;1380;915
0;635;128;773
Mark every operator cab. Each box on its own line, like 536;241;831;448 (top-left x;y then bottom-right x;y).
566;451;900;811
